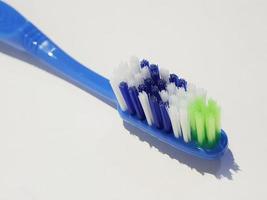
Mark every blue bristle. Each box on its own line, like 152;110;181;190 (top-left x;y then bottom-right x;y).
179;78;187;91
176;79;182;87
159;102;172;132
151;70;160;82
138;84;148;93
157;79;167;91
151;85;161;101
149;64;159;74
149;95;163;129
129;87;145;120
140;59;149;68
169;74;179;86
144;77;154;86
149;64;160;82
144;78;154;93
119;82;136;115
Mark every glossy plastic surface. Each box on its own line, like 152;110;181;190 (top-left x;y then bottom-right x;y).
0;1;228;159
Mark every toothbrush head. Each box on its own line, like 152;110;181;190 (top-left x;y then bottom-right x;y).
118;106;228;160
110;57;228;160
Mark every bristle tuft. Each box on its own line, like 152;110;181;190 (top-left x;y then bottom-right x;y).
160;68;170;82
159;90;169;102
138;91;154;126
166;83;177;95
110;79;127;111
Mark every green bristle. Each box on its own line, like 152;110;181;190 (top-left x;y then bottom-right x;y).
189;98;221;149
205;111;216;148
195;97;206;113
190;98;206;146
208;99;221;141
195;111;206;146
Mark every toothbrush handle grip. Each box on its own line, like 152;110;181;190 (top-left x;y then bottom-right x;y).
5;21;117;107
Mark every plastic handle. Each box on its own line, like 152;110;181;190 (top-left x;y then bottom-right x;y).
0;1;117;107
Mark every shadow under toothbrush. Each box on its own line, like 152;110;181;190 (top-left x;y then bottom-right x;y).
0;42;116;109
0;42;240;179
123;121;240;180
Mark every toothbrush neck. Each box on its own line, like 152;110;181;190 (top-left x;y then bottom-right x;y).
9;23;117;108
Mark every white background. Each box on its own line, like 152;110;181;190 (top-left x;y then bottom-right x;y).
0;0;266;199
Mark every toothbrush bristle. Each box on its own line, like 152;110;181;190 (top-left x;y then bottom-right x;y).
138;91;154;126
140;59;149;68
110;57;222;149
110;79;127;111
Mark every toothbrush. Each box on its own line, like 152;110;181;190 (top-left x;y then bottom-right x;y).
0;1;228;159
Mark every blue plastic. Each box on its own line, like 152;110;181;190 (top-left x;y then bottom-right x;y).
0;1;228;159
0;1;115;107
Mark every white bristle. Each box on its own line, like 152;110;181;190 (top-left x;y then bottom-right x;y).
109;79;127;111
126;69;134;81
140;67;150;80
138;92;154;126
169;94;179;106
167;106;178;137
117;62;127;72
167;105;181;138
116;61;130;82
177;87;186;98
129;56;140;74
128;79;136;87
176;113;182;137
186;92;195;103
124;70;136;86
118;61;128;72
166;83;176;95
187;82;196;94
159;90;169;102
167;92;182;138
120;63;139;87
179;101;191;142
134;73;143;86
186;83;198;103
129;56;139;67
160;68;170;82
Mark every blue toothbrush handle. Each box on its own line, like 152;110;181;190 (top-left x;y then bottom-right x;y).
0;1;116;107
